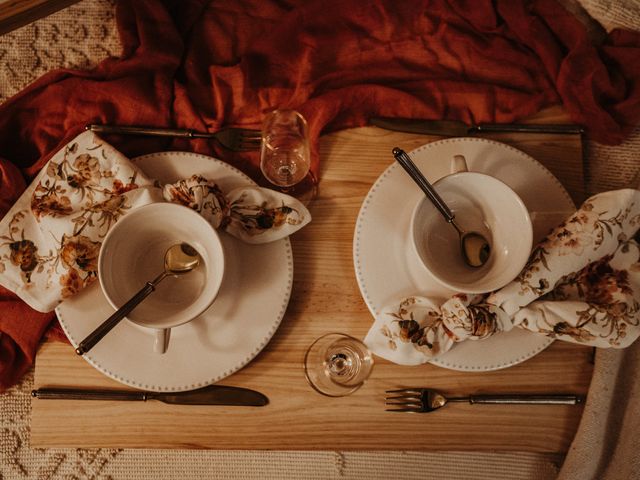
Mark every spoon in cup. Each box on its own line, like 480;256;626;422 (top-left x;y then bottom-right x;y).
75;243;201;355
392;147;491;268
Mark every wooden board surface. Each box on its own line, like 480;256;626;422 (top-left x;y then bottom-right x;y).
0;0;80;35
32;108;592;451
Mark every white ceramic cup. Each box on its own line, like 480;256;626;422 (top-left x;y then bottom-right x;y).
410;155;532;293
99;202;225;353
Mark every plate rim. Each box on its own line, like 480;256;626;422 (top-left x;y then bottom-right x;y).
56;151;293;391
354;137;575;371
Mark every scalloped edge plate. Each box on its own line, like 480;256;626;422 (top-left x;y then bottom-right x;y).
56;152;293;391
356;138;575;371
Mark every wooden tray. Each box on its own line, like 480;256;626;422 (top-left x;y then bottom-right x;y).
32;108;592;451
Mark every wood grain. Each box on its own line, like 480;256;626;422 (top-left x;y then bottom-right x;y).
0;0;80;35
32;108;593;451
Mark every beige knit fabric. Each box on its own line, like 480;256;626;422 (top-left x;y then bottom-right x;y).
0;1;639;479
558;342;640;480
0;0;119;104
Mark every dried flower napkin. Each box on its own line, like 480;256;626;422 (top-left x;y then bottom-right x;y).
366;189;640;364
0;131;310;313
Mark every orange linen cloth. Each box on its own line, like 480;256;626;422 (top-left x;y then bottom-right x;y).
1;0;640;390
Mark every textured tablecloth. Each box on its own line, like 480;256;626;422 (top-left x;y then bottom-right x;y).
0;0;638;478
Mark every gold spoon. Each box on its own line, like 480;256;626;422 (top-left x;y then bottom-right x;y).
392;147;491;268
75;243;201;355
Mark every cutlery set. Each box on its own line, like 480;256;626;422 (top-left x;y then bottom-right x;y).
87;116;584;154
32;385;583;412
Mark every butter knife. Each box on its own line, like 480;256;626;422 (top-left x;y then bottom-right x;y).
32;385;268;406
370;117;584;136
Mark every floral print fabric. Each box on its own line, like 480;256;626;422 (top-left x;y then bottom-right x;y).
162;177;309;245
366;189;640;364
0;131;310;312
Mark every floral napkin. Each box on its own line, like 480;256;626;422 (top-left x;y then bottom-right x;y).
0;131;310;313
365;189;640;365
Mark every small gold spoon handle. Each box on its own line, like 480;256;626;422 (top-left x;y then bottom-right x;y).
75;272;167;356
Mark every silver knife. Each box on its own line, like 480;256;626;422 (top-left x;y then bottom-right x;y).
370;117;584;136
31;385;268;406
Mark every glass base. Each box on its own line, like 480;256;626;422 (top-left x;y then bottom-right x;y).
267;171;318;206
303;333;374;397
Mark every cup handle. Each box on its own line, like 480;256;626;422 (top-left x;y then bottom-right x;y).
153;328;170;354
451;155;468;174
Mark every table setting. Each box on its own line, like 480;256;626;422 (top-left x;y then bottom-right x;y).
27;123;596;452
1;0;640;479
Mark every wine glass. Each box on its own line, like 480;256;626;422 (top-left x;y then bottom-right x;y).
260;109;316;203
303;333;374;397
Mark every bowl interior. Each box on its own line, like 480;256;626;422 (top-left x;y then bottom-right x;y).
411;172;532;293
98;203;224;328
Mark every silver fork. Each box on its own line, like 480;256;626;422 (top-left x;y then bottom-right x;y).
385;388;583;412
86;124;262;152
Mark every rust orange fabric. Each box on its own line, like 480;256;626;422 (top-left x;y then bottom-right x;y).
1;0;639;390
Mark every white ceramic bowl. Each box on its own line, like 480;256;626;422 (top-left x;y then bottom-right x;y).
99;202;224;330
411;172;532;294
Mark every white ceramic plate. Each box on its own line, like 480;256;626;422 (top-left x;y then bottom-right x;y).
56;152;293;391
355;138;575;371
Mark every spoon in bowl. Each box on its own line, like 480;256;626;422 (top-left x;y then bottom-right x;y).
75;243;201;355
392;147;491;268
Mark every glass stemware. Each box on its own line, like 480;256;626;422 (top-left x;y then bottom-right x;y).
260;109;311;187
303;333;374;397
260;109;316;204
